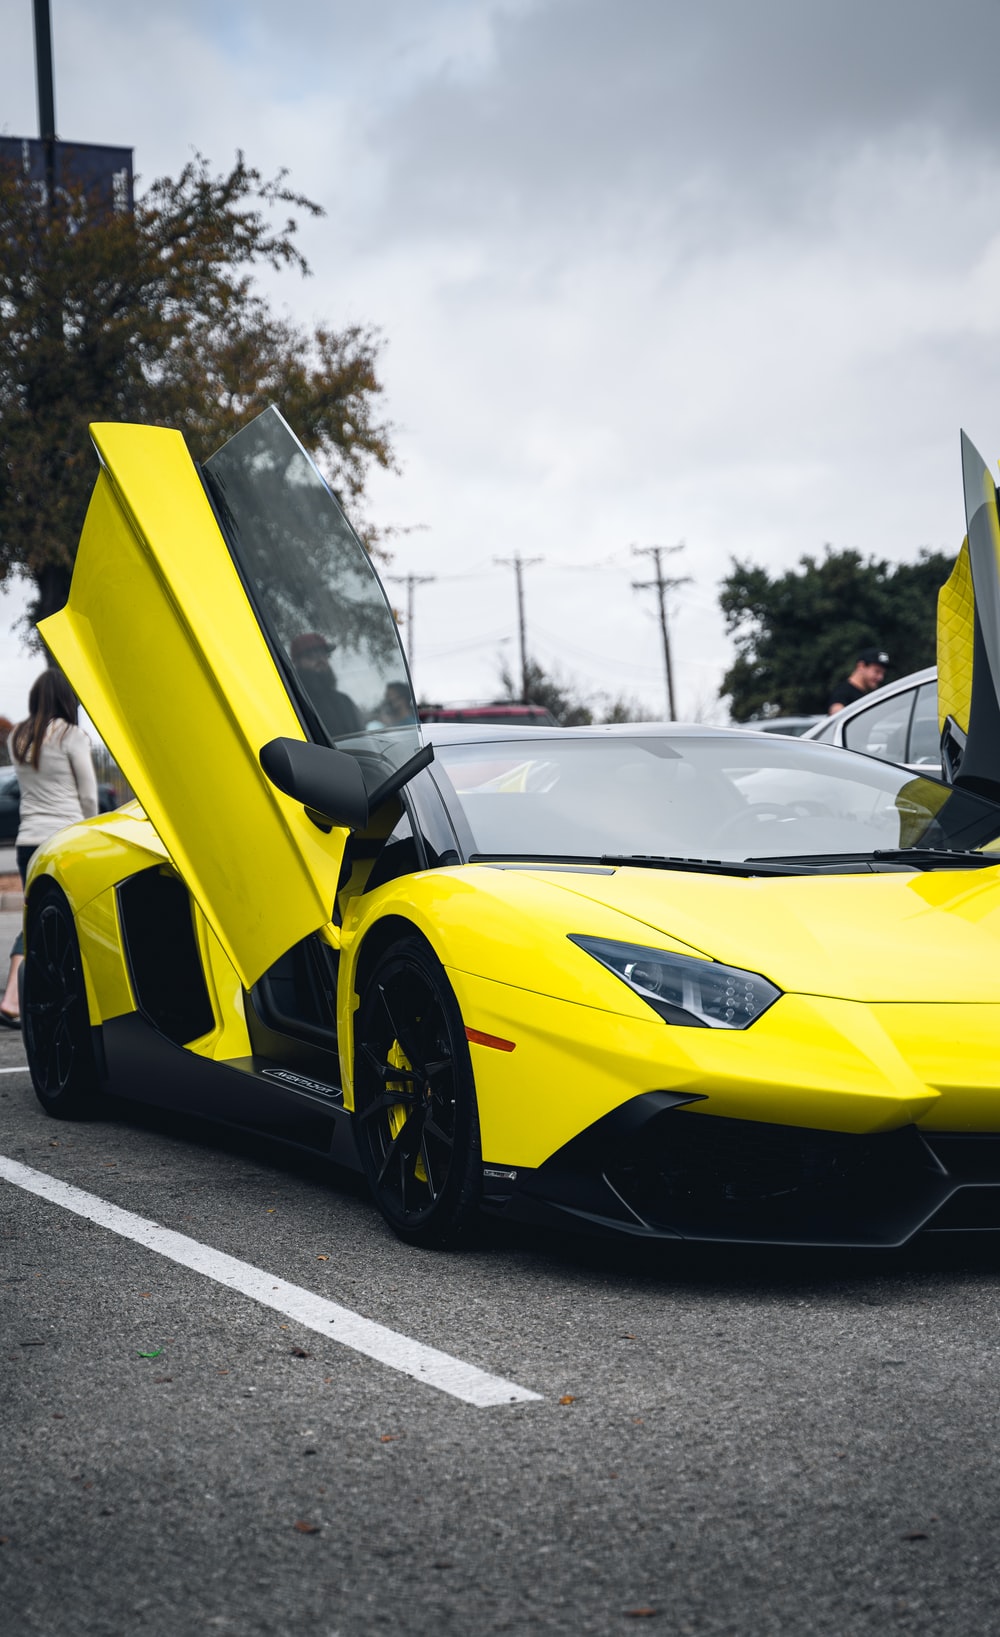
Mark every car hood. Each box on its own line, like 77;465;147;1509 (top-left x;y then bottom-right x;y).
517;862;1000;1003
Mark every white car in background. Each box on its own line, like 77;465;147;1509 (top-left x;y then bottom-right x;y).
802;666;940;775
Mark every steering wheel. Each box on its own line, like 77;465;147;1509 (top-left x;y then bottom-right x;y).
710;803;800;845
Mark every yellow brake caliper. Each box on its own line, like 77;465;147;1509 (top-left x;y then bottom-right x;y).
386;1038;428;1183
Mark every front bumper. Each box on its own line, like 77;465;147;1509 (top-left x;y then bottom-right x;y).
484;1092;1000;1246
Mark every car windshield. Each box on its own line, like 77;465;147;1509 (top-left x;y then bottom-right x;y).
202;407;420;792
434;734;1000;865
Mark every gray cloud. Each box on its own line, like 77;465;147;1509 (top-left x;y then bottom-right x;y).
360;0;1000;250
3;1;1000;716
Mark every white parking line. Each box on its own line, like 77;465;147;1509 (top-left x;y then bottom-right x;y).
0;1065;28;1073
0;1154;541;1408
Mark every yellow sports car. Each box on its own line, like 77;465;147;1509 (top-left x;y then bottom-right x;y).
22;412;1000;1247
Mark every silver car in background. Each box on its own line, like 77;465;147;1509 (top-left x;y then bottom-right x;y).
736;715;824;737
803;666;939;775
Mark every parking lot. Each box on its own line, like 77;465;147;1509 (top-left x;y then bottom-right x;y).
3;880;1000;1636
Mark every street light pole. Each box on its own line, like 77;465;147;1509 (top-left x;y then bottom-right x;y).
33;0;56;139
33;0;56;206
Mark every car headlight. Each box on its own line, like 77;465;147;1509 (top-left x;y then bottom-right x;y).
569;936;781;1029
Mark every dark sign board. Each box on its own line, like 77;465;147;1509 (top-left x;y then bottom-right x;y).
0;136;133;214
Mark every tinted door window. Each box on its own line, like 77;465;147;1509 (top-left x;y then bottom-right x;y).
907;682;942;768
842;690;915;764
203;408;420;791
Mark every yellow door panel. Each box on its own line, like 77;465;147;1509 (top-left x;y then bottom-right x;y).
185;914;255;1062
937;433;1000;794
41;423;347;989
938;537;974;736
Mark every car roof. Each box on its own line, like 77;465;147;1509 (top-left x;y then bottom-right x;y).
421;721;760;746
419;701;554;715
736;715;824;733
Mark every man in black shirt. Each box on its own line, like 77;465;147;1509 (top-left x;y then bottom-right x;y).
827;646;889;714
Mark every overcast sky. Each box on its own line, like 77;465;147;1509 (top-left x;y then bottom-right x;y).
4;0;1000;722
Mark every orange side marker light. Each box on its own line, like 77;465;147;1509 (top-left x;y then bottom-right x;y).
465;1027;516;1052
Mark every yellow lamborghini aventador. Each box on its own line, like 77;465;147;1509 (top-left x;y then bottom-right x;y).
21;410;1000;1248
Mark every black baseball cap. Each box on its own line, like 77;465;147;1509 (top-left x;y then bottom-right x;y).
859;647;889;666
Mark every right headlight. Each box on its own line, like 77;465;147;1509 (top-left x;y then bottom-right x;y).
570;936;781;1029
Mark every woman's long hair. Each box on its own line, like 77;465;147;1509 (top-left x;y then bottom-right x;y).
10;670;80;770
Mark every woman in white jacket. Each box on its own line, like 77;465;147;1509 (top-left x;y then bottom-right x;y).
1;671;98;1025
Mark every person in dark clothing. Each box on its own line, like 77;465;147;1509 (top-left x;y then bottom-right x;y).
827;646;889;714
290;632;363;738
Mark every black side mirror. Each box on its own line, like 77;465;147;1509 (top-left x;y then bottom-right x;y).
259;739;370;831
259;738;434;831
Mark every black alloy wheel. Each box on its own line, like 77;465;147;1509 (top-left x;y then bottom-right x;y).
23;886;102;1118
353;934;481;1247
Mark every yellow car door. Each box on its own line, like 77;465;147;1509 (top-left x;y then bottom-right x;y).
41;408;422;990
938;431;1000;797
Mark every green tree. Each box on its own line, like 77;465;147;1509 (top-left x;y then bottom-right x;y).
598;690;652;724
0;151;395;627
719;547;954;720
498;656;653;725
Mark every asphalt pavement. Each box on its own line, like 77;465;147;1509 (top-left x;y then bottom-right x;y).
3;902;1000;1634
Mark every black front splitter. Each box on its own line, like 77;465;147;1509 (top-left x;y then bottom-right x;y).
481;1093;1000;1248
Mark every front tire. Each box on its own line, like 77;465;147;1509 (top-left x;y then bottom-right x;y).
353;934;481;1247
23;885;102;1119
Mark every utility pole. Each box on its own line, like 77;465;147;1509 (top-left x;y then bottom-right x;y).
387;573;436;674
631;542;691;721
495;554;543;701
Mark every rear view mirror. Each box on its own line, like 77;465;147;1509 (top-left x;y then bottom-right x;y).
259;739;370;831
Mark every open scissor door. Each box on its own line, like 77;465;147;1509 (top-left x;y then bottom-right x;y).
938;431;1000;801
41;409;421;989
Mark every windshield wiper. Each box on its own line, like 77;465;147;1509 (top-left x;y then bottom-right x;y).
468;852;803;877
743;848;999;872
600;853;805;876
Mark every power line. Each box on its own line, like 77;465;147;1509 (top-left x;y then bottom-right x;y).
528;620;665;679
419;629;513;659
631;542;691;721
